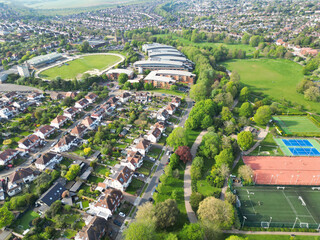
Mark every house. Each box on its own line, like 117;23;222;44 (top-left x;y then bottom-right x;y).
153;121;166;132
146;127;162;143
118;92;131;103
131;139;151;156
75;216;109;240
35;125;56;139
0;184;5;200
0;107;14;119
13;100;31;111
106;97;119;107
88;188;123;220
2;92;18;102
106;68;134;80
105;165;133;191
82;116;99;130
0;149;20;166
85;93;98;103
50;92;65;100
134;92;149;102
63;107;81;119
65;91;78;99
27;92;44;101
75;98;90;109
122;151;143;171
36;182;66;207
8;167;36;196
18;134;41;152
70;124;87;138
52;135;78;153
91;108;106;120
35;152;62;171
165;104;176;115
50;115;68;129
171;97;181;107
157;109;169;121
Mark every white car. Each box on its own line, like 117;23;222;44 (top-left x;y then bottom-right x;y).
139;174;145;178
119;212;126;218
166;151;170;156
149;157;155;161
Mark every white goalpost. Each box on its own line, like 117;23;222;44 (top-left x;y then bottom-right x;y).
298;196;306;206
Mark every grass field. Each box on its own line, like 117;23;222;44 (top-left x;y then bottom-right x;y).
39;54;122;80
223;58;320;114
273;116;320;135
236;186;320;229
15;210;39;231
223;234;320;240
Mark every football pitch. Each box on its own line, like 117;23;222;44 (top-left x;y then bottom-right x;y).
273;116;320;135
235;186;320;229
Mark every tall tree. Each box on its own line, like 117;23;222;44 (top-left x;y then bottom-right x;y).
155;199;180;229
254;105;271;125
0;206;14;228
237;131;254;151
167;127;188;148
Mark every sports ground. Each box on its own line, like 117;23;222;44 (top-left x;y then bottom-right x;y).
275;138;320;156
273;116;320;135
39;54;122;80
236;186;320;229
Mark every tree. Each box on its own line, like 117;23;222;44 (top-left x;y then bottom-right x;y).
201;115;213;129
197;197;234;229
239;102;253;118
221;107;232;121
238;165;254;184
304;86;320;102
167;127;188;148
123;222;156;240
64;164;80;181
226;236;247;240
135;202;156;225
191;156;204;180
190;192;204;211
155;199;180;229
179;223;205;240
83;147;92;156
225;192;237;205
175;146;192;163
239;87;249;102
118;73;129;84
169;153;179;169
215;148;234;168
170;85;178;91
253;50;260;59
237;131;254;150
199;132;221;160
254;105;271;125
0;206;14;228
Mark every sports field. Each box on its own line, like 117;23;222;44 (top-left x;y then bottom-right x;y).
275;138;320;156
273;116;320;135
223;59;320;114
39;54;122;80
236;186;320;229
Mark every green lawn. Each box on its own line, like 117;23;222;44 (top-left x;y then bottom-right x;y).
82;200;89;208
64;229;77;239
223;234;320;240
249;132;283;156
15;210;39;230
39;54;122;80
223;58;320;114
88;175;104;184
137;160;154;176
197;180;221;198
186;129;201;148
148;147;162;158
273;116;320;135
95;165;109;176
126;178;144;195
60;158;73;167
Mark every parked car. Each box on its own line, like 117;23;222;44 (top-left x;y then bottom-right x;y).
31;159;36;163
166;151;170;155
133;172;139;177
139;174;144;178
119;212;126;218
113;219;122;226
148;197;154;202
149;157;155;161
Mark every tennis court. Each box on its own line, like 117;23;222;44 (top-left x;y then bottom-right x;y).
274;138;320;156
235;186;320;229
272;116;320;135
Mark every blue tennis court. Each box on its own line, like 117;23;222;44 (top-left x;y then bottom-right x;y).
282;139;313;147
288;147;320;156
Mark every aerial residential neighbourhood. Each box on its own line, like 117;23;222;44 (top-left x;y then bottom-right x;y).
1;0;320;240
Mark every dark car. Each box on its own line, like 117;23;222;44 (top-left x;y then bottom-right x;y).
31;159;36;164
113;219;122;227
148;197;154;202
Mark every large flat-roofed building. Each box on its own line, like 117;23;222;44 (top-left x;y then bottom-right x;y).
134;60;190;73
144;70;196;89
149;51;184;59
142;43;175;53
106;69;134;80
148;48;181;54
150;56;194;69
27;52;63;69
17;65;30;77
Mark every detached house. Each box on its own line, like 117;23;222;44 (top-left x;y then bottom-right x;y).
88;188;123;220
157;109;169;121
85;93;98;103
0;149;20;166
106;97;119;107
171;97;181;107
91;108;105;120
63;107;81;119
35;152;62;171
134;92;149;102
70;124;87;138
118;92;131;103
35;125;56;139
105;165;133;191
8;167;36;196
0;107;14;119
75;98;90;109
27;92;44;101
52;135;78;153
75;216;109;240
122;151;143;171
51;115;68;129
132;139;151;156
146;127;162;143
18;134;41;152
165;104;176;115
153;121;166;132
82;116;99;130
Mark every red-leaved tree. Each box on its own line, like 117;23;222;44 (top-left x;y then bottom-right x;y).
175;146;192;163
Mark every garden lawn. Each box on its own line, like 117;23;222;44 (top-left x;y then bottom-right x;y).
126;178;144;195
88;175;104;184
82;200;89;208
196;180;221;198
64;229;77;239
137;160;154;176
40;54;122;80
60;158;72;167
95;165;109;175
15;210;39;230
186;129;201;148
148;147;162;158
223;58;320;114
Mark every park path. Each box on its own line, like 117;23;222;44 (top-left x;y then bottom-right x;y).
184;130;208;223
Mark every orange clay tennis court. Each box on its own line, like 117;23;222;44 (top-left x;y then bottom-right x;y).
243;156;320;185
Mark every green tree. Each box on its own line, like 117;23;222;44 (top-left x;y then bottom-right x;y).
123;222;156;240
215;148;234;168
239;87;249;102
190;192;204;211
169;153;179;169
253;50;260;59
167;127;188;148
118;73;129;84
191;157;204;180
155;199;180;229
179;223;205;240
64;164;80;181
237;131;254;150
254;105;271;125
0;206;14;228
199;132;221;160
170;85;178;91
238;165;254;184
226;236;247;240
221;107;232;121
239;102;253;118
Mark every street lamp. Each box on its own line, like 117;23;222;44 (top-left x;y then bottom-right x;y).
242;216;247;229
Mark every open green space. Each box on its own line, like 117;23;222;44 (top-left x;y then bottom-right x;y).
126;178;144;195
249;132;284;156
223;234;320;240
15;210;39;231
273;116;320;135
235;186;320;229
197;180;221;198
223;58;320;114
39;54;122;80
95;165;109;176
186;129;201;148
